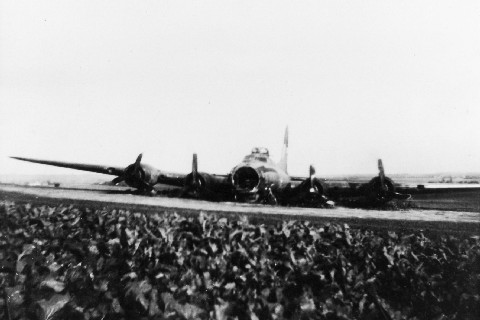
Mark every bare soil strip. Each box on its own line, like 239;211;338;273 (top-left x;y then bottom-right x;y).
1;184;479;234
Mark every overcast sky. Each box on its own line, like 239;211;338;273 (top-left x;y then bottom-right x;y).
1;0;479;178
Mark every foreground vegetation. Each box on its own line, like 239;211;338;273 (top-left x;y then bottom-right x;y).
0;201;478;320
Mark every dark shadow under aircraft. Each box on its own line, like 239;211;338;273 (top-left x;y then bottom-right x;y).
10;128;450;207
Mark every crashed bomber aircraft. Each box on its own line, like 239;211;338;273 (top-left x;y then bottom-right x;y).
11;127;411;207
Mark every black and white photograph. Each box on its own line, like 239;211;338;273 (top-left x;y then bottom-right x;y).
1;1;479;319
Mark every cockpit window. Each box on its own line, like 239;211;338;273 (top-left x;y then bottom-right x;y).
251;147;269;156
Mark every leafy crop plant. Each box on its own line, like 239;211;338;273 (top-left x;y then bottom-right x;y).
0;201;478;320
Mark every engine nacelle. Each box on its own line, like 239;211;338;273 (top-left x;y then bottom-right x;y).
297;177;326;194
184;172;213;191
184;172;231;199
364;176;396;202
123;164;150;190
285;177;332;207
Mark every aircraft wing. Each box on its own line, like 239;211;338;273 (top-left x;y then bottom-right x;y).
11;155;229;191
396;183;480;193
10;156;125;176
291;174;480;201
155;171;189;187
322;178;480;198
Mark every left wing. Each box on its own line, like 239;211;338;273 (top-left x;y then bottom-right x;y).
11;154;231;197
11;154;187;191
10;156;125;176
175;153;231;199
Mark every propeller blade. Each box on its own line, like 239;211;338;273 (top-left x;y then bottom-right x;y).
183;153;203;197
134;153;143;171
378;159;385;176
309;165;316;190
112;176;124;185
192;153;198;185
180;153;201;198
139;180;154;192
393;192;411;200
378;159;386;191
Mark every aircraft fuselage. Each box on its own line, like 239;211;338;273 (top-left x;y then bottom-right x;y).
230;148;291;202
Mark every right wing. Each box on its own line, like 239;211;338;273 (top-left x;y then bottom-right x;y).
10;156;125;176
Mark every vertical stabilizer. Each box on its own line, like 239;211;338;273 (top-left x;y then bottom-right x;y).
278;126;289;173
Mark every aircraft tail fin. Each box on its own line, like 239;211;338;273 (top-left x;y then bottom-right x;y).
278;126;289;173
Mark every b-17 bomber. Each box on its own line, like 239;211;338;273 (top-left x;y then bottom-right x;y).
12;127;474;208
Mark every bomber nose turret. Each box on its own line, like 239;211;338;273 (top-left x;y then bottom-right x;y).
231;165;262;202
232;166;260;191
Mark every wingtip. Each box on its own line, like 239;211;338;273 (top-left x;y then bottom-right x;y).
10;156;37;163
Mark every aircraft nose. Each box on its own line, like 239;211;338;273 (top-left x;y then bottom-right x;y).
232;166;260;191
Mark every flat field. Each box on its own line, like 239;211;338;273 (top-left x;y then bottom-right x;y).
1;184;479;234
411;189;480;212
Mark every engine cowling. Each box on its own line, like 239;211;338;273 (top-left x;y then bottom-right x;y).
184;172;228;199
123;164;152;190
364;176;396;203
286;177;332;207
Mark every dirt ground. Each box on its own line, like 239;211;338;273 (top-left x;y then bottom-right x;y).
1;184;479;235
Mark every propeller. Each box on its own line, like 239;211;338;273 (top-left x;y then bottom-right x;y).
111;153;152;191
371;158;390;201
296;164;333;207
369;159;411;201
